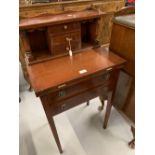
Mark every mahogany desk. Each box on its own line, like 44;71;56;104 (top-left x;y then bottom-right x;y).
27;47;125;153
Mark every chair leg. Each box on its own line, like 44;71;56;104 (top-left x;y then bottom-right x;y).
128;126;135;149
86;101;89;106
28;85;33;92
103;92;113;129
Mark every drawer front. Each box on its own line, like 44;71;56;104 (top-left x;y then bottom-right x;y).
48;22;81;34
45;70;115;104
51;85;109;115
51;31;81;55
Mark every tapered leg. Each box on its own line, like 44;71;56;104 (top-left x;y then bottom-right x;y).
86;101;89;106
103;92;113;129
47;116;63;153
128;126;135;149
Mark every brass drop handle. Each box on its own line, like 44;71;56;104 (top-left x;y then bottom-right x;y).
66;37;73;57
64;25;68;30
58;90;66;97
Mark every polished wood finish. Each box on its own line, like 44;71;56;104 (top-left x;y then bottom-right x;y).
27;48;125;96
19;10;106;64
27;47;125;153
47;22;81;34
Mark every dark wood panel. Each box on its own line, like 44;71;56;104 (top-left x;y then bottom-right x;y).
47;22;81;34
109;23;135;76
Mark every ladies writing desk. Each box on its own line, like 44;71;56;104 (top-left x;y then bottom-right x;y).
20;10;126;153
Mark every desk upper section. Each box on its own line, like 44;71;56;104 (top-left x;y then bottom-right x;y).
19;10;106;30
27;47;125;96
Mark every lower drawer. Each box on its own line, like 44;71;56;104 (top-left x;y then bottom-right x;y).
47;31;81;56
52;42;81;55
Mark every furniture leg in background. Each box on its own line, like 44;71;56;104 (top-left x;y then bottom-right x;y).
128;126;135;149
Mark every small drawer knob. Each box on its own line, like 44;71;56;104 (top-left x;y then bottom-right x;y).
64;25;68;30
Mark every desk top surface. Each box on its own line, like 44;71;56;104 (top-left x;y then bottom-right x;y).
27;47;125;96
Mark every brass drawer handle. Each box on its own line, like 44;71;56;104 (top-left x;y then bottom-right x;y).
64;25;68;30
58;84;66;89
105;73;110;80
58;90;66;97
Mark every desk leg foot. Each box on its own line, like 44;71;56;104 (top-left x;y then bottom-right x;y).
86;101;89;106
128;126;135;149
98;96;105;111
103;92;112;129
48;116;63;154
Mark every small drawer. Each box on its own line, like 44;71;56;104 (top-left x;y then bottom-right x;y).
49;31;81;55
47;22;81;34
